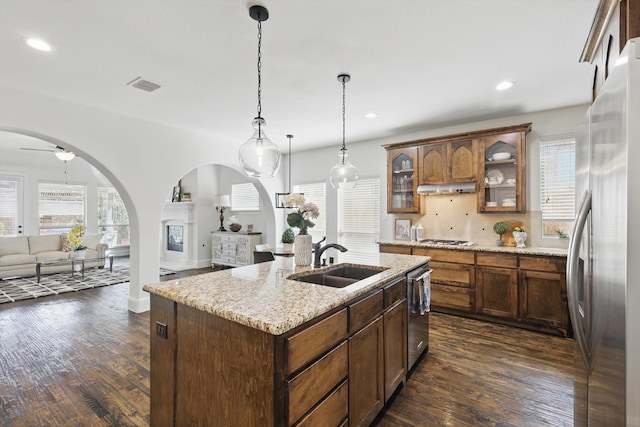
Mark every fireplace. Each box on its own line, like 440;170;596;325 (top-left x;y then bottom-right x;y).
167;225;184;252
160;202;195;271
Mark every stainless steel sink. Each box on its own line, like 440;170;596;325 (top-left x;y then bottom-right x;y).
289;264;389;288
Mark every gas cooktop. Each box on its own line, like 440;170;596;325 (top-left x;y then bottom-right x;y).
420;239;474;246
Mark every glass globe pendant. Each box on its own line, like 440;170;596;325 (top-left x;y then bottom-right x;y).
238;5;281;178
239;117;280;178
329;73;358;189
329;147;358;189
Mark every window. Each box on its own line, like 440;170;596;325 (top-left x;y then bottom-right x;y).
0;175;22;236
231;183;259;211
98;186;130;246
338;178;380;254
39;183;86;234
540;135;576;237
293;182;326;242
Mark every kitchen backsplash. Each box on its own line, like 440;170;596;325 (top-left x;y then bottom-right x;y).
402;194;569;249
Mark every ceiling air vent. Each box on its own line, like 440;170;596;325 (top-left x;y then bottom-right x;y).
126;77;161;92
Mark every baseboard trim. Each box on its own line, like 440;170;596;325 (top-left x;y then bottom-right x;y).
128;294;150;313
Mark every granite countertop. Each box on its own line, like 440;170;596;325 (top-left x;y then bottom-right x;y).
144;252;429;336
378;240;568;257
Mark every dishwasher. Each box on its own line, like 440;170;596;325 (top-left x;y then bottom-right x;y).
407;265;432;371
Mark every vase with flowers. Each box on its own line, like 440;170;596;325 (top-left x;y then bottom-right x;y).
285;194;319;266
513;226;527;248
69;224;87;263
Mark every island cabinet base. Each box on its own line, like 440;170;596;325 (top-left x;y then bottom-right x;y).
150;295;277;427
150;276;413;427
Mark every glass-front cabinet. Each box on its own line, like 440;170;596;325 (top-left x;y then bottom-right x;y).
386;147;421;213
477;131;526;213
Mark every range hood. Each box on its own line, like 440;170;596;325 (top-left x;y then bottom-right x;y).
417;182;476;195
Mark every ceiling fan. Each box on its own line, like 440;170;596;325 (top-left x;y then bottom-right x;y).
20;145;77;160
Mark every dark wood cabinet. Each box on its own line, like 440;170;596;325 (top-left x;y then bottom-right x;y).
387;147;420;213
519;256;568;336
477;126;529;214
413;248;475;313
476;253;519;319
349;316;384;427
383;299;407;402
419;143;447;184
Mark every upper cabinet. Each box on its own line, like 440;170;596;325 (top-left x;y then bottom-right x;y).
580;0;640;100
477;129;528;213
419;139;476;185
387;147;421;213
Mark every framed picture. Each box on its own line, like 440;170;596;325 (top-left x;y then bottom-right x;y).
171;185;181;202
395;219;411;240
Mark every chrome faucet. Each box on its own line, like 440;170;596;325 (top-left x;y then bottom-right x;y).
312;236;347;268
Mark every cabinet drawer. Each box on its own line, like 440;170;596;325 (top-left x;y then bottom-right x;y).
519;256;567;273
221;256;235;263
222;249;236;257
286;309;348;375
431;283;474;312
220;235;236;242
383;278;406;308
222;242;236;250
379;244;412;255
293;380;348;427
412;248;475;264
288;342;348;426
476;253;518;268
349;290;383;332
430;261;475;287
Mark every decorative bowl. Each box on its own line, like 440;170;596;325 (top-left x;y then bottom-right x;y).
229;223;242;232
492;152;512;161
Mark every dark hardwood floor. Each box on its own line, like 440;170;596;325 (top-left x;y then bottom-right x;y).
0;268;574;426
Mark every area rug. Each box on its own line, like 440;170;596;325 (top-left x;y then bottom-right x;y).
0;267;130;304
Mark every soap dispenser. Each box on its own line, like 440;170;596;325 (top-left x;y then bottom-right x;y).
416;223;424;240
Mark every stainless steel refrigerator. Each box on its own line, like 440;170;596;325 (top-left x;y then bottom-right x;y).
567;37;640;426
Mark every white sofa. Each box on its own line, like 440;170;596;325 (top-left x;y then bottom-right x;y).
0;234;108;279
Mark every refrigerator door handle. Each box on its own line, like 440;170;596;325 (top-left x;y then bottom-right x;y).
567;189;592;371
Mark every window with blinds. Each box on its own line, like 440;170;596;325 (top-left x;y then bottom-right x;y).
231;183;260;211
39;182;86;234
0;176;21;236
338;178;380;253
293;182;326;242
540;135;575;237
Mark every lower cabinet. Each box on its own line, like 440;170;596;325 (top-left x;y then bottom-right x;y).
150;276;414;427
476;253;519;319
349;316;384;427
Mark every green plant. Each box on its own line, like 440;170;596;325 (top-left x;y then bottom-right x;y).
493;222;509;240
556;229;569;239
281;227;295;244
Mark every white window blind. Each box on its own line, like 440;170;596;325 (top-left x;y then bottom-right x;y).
231;182;260;211
540;135;575;237
39;183;86;234
293;182;326;242
0;176;20;236
338;178;380;254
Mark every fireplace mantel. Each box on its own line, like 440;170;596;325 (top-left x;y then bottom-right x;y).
160;202;196;271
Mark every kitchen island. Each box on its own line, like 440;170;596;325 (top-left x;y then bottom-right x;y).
144;252;429;427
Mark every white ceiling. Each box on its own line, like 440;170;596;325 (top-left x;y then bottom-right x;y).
1;0;598;155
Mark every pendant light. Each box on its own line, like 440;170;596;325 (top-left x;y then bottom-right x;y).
238;5;281;178
329;74;358;189
275;134;304;208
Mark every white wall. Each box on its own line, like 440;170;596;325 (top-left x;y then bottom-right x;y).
1;85;282;313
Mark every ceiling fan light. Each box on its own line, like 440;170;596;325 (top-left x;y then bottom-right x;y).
55;150;75;161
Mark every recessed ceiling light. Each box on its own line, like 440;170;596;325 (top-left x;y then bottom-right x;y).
365;112;378;118
496;81;514;91
24;37;52;52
